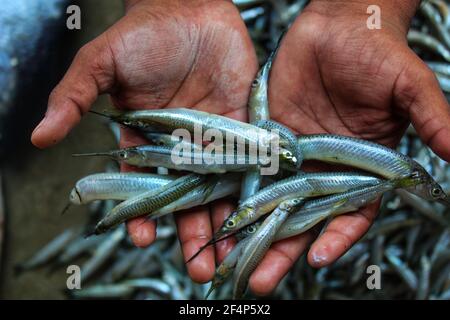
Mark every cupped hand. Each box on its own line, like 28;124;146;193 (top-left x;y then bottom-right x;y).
248;0;450;295
31;0;258;283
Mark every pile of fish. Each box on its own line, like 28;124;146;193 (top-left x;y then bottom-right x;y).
16;0;450;300
409;0;450;93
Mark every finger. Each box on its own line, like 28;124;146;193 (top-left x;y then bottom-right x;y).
121;128;157;248
249;233;313;296
307;201;380;268
211;199;236;263
31;35;115;148
394;53;450;161
175;206;215;283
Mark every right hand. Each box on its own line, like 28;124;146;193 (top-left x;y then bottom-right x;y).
31;0;258;283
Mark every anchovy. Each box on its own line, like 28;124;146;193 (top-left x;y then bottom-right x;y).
69;173;176;205
233;198;303;299
149;173;241;219
94;174;206;234
90;108;278;148
298;134;449;205
74;145;278;175
408;30;450;62
218;172;384;237
15;229;77;273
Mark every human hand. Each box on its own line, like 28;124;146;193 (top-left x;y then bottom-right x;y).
246;0;450;295
31;0;258;283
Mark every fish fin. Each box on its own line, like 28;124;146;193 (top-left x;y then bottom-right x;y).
392;174;422;189
332;198;348;209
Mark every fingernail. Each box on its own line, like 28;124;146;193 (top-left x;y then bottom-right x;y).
32;117;47;136
311;250;328;266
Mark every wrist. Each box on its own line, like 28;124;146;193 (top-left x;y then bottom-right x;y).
307;0;421;35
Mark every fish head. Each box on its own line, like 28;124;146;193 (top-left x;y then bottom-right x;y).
279;198;304;212
94;220;108;235
279;149;297;167
220;207;255;234
111;148;142;165
407;164;450;205
251;76;262;89
237;222;261;240
69;188;82;205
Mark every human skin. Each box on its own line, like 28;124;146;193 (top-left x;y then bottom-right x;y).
31;0;450;296
31;0;257;284
248;0;450;295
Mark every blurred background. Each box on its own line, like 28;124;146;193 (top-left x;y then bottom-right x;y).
0;0;449;300
0;0;122;298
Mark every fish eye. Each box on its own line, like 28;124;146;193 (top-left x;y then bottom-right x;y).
431;187;443;198
284;151;293;158
252;79;260;87
248;226;256;233
118;152;126;159
226;220;236;229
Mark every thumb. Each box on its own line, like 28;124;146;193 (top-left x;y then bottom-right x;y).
31;35;115;148
394;52;450;161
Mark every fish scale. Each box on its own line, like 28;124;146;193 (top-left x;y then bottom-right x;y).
94;174;206;234
298;134;412;178
107;108;275;146
222;172;383;234
72;173;176;204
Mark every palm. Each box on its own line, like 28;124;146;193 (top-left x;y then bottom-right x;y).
270;11;414;147
107;0;257;119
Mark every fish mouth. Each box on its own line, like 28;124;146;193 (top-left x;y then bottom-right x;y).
437;197;450;207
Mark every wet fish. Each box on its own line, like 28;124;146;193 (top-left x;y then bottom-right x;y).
233;198;303;299
218;172;383;237
94;174;207;234
15;228;76;273
298;134;450;205
69;173;176;205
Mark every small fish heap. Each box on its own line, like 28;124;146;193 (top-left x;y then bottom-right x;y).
17;0;450;300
